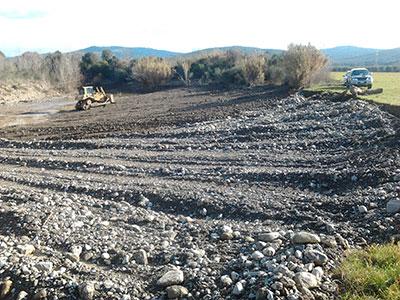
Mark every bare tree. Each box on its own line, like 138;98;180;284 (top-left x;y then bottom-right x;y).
0;51;80;90
175;60;192;86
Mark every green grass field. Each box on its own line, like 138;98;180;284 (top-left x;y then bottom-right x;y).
309;72;400;105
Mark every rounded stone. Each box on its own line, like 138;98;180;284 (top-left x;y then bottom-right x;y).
157;270;184;287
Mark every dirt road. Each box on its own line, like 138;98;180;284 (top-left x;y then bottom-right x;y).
0;87;399;299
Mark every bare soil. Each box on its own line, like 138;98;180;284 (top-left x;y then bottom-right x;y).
0;86;399;299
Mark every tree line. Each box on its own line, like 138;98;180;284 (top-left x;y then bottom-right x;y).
80;44;328;90
0;44;332;91
0;51;81;90
332;66;400;72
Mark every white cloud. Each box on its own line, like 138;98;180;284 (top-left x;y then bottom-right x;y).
1;0;399;56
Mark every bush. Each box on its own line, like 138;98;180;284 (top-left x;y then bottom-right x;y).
283;44;328;88
337;244;400;300
241;55;266;86
189;50;245;85
80;50;130;86
265;54;285;85
132;57;172;89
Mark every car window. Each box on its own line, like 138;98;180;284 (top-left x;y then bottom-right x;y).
351;70;369;76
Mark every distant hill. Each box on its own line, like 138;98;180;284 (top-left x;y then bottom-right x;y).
77;45;400;67
76;45;283;60
5;45;398;67
181;46;283;58
321;46;400;67
77;46;182;59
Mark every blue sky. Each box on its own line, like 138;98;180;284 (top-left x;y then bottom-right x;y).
1;0;399;57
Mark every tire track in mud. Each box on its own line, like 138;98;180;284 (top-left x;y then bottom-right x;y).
0;88;399;299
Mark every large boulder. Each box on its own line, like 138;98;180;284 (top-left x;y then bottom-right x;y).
258;232;281;242
304;249;328;265
386;199;400;214
157;270;184;287
291;232;320;244
133;249;148;265
294;272;319;289
79;282;95;300
166;285;188;299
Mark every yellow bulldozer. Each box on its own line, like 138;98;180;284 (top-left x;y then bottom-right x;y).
75;86;115;111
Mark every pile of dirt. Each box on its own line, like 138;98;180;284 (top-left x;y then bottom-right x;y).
0;81;62;104
0;87;399;299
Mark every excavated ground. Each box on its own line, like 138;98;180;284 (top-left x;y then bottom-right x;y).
0;87;399;300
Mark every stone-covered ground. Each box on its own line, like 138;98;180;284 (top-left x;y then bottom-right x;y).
0;87;399;299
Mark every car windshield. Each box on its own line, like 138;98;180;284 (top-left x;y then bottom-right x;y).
352;69;369;76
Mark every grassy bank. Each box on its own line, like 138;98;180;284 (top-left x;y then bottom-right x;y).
338;244;400;300
308;72;400;105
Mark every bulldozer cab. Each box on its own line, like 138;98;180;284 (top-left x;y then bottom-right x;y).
80;86;95;96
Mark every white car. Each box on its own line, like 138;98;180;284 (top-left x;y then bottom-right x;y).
344;68;373;89
343;71;351;85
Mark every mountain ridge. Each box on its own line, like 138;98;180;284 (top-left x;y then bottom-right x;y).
4;45;400;67
76;45;400;66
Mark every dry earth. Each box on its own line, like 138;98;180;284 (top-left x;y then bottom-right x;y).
0;87;399;300
0;81;62;105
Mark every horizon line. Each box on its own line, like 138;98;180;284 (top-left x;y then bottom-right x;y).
3;44;400;58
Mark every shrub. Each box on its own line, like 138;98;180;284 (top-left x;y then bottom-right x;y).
189;50;245;85
265;54;285;85
80;50;130;86
283;44;328;89
311;64;331;85
174;60;192;86
132;57;172;89
337;244;400;300
241;55;266;86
